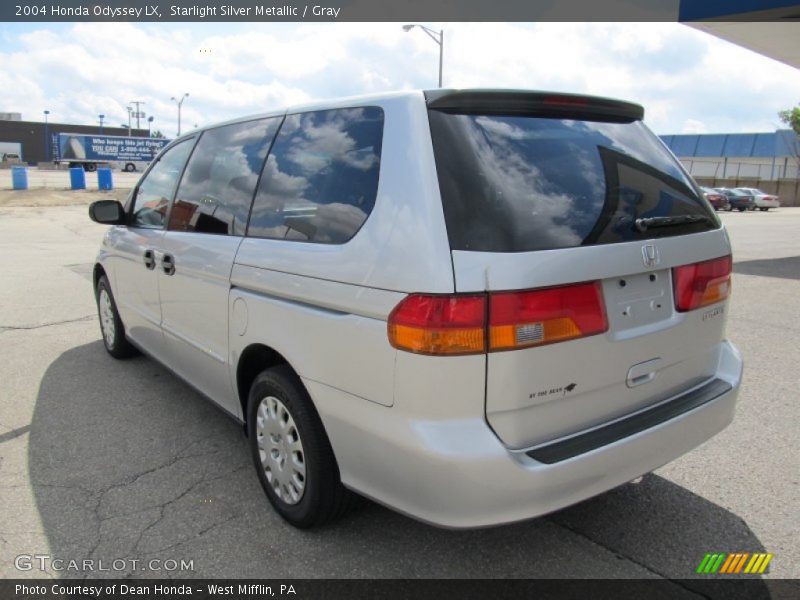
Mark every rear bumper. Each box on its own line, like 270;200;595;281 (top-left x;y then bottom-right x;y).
754;198;780;208
308;340;742;529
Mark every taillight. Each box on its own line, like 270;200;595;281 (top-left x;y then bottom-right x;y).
489;282;608;351
673;255;732;312
388;281;608;356
387;294;486;355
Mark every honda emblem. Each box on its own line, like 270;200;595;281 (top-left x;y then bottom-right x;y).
642;244;660;268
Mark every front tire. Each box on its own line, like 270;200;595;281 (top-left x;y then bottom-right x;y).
247;365;359;528
95;275;138;359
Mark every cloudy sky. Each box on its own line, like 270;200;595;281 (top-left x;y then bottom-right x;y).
1;21;798;137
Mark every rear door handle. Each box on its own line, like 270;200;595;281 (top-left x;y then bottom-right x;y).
161;253;176;276
143;249;156;270
626;358;662;388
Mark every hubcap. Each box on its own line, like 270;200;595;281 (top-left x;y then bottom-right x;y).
98;289;116;348
255;395;306;505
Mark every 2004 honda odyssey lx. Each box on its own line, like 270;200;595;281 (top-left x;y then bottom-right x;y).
88;89;743;529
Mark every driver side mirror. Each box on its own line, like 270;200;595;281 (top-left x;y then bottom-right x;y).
89;200;126;225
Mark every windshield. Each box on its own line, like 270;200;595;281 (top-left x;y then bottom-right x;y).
428;111;718;253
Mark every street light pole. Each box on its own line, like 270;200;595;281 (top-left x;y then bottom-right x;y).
43;110;50;161
170;93;189;136
147;115;154;137
126;107;133;136
403;24;444;88
98;114;105;134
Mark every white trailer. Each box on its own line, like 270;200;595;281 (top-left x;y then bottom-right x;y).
55;133;170;172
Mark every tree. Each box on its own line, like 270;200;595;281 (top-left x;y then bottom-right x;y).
779;104;800;135
150;129;167;139
778;104;800;179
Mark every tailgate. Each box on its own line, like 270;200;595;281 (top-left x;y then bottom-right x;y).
453;230;731;449
426;90;731;450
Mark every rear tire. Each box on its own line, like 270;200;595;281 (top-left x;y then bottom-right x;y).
124;163;136;172
760;207;768;212
95;275;138;359
247;365;360;528
738;207;746;212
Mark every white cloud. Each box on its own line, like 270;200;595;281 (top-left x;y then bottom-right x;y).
682;119;708;134
0;22;798;137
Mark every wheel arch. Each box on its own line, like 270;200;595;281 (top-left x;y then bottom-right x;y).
93;263;107;291
236;343;294;431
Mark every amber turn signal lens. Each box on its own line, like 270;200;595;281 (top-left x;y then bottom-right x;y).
488;282;608;351
673;255;732;312
387;294;486;355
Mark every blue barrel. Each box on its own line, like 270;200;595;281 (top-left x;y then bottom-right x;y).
11;166;28;190
69;167;86;190
97;168;113;190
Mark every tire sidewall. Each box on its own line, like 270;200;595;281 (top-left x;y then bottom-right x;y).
95;276;126;356
247;369;333;528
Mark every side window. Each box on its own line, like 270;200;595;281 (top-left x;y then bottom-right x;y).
248;107;384;244
168;118;280;236
131;139;195;228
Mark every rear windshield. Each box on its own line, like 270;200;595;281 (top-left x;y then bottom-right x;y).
428;111;717;252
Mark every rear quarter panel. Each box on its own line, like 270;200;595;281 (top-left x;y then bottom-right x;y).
229;92;456;411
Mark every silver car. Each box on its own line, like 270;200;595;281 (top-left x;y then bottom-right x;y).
88;89;743;529
734;187;780;211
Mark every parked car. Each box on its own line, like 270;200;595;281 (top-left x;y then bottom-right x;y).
700;186;730;211
87;90;742;529
734;187;780;211
715;188;755;212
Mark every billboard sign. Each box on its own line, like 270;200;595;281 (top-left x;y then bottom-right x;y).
57;133;170;162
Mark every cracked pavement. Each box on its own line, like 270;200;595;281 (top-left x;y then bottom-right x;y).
0;204;797;590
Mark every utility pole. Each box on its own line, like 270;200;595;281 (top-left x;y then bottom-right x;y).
126;106;133;136
129;100;146;130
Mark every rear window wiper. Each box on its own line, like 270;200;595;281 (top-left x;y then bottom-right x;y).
634;214;712;233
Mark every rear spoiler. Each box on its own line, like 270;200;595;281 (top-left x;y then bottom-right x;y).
424;89;644;123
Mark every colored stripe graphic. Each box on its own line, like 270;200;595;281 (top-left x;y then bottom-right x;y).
711;554;726;573
702;553;774;574
697;554;712;573
734;553;750;573
745;554;761;574
759;554;773;573
719;554;736;573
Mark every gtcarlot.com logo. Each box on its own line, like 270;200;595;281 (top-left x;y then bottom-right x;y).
696;552;773;575
15;554;194;573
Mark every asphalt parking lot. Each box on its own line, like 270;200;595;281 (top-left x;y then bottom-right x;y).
0;199;798;590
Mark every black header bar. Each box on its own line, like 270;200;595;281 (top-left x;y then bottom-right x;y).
3;578;799;600
4;0;800;22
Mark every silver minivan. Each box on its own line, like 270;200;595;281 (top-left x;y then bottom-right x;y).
88;89;743;529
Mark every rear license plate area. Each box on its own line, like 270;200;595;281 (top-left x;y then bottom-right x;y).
602;269;672;333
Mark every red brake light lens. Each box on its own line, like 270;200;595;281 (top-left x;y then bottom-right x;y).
673;256;732;312
388;294;486;355
489;281;608;351
542;95;589;108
